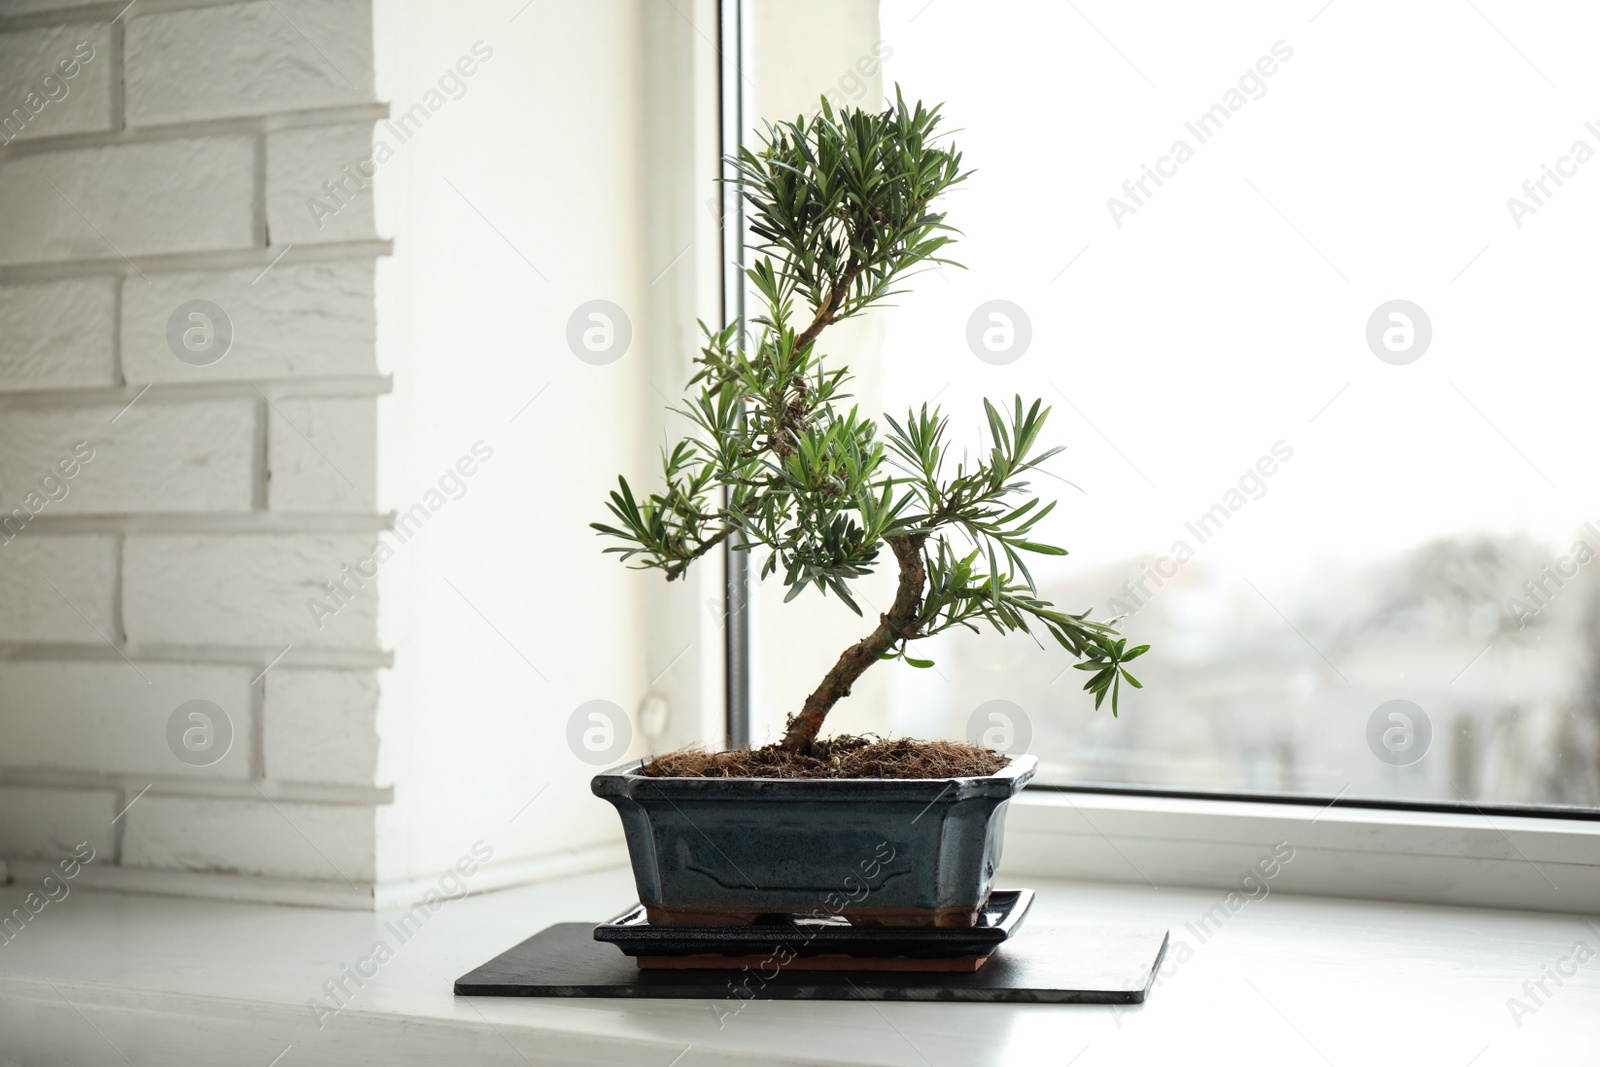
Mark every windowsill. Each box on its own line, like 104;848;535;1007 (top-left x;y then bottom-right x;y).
1005;790;1600;914
2;866;1595;1064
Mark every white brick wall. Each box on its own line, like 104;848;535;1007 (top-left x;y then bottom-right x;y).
0;1;388;892
0;0;103;15
0;399;258;513
266;123;379;244
125;1;374;126
124;533;379;647
0;137;259;265
0;785;116;860
0;277;117;390
120;262;377;383
122;795;376;881
265;668;379;785
0;662;253;779
0;22;112;144
267;397;376;511
0;534;115;642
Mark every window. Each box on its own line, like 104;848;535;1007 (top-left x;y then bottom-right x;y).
739;0;1600;812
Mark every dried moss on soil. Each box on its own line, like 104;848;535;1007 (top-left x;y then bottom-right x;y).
638;736;1008;780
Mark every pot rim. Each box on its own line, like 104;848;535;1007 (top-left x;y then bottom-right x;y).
591;752;1037;801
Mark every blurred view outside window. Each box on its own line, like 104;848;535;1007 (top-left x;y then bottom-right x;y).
748;1;1600;809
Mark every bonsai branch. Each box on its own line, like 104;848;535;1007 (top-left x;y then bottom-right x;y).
790;242;867;359
663;526;734;581
779;532;927;754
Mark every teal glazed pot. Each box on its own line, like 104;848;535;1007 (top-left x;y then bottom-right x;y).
591;755;1036;927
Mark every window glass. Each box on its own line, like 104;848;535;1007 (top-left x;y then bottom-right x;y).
751;0;1600;809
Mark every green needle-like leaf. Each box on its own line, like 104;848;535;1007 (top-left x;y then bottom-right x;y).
591;86;1149;751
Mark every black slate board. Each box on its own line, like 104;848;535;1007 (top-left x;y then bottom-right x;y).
595;889;1034;960
456;921;1170;1004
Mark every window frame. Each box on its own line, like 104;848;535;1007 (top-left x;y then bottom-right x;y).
1004;787;1600;914
719;0;752;752
715;0;1600;908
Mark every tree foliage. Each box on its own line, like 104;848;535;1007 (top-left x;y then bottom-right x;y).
593;90;1147;753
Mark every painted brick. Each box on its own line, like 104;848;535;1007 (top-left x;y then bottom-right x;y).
0;0;105;13
0;399;256;513
0;790;116;863
0;534;114;643
120;261;376;383
0;277;116;390
265;668;378;784
121;795;376;880
266;123;378;244
0;23;113;145
0;785;115;861
267;397;376;512
125;1;374;126
0;662;252;779
123;533;379;647
0;136;256;265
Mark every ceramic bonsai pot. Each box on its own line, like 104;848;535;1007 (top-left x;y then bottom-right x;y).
591;755;1036;927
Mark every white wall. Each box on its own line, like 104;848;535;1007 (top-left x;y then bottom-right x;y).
369;0;725;892
0;0;389;901
0;0;724;906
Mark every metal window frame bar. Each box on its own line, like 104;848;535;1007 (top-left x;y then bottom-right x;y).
718;0;750;750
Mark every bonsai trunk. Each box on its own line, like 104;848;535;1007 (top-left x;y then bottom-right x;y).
779;533;927;754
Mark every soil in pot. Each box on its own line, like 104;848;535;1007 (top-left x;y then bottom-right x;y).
637;735;1007;780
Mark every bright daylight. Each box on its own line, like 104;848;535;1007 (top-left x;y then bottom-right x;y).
0;1;1594;1064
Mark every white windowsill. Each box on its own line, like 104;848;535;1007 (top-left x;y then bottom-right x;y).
2;864;1595;1065
1004;790;1600;914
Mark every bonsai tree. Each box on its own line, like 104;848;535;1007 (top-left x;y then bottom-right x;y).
594;91;1146;760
